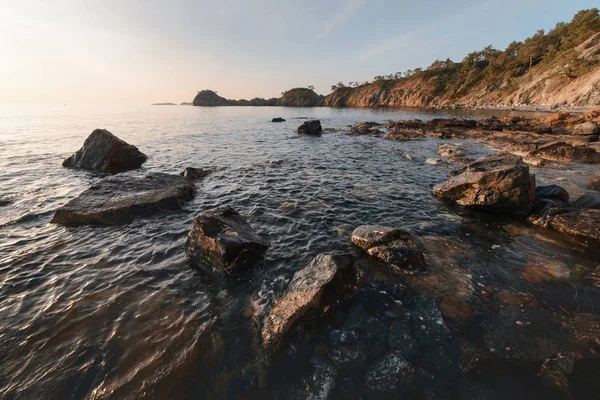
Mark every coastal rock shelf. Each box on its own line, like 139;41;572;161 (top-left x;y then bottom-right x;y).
63;129;148;172
51;173;194;226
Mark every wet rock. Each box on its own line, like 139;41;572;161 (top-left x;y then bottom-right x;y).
364;351;416;398
290;357;338;400
408;296;452;348
549;209;600;242
570;121;599;135
536;185;569;204
350;122;382;135
437;144;465;159
361;319;388;359
330;329;359;347
351;225;427;271
439;296;475;325
261;254;360;350
527;198;569;228
51;173;194;226
432;154;536;215
388;320;419;359
529;141;600;164
571;192;600;209
185;206;269;275
62;129;147;172
425;158;440;165
383;132;410;141
329;342;367;374
271;117;286;122
0;199;11;207
495;290;537;307
522;263;570;284
588;176;600;191
180;167;209;180
295;120;323;135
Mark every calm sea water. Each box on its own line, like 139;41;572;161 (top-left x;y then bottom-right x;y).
0;104;598;399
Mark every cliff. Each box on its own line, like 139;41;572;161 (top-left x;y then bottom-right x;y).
192;88;322;107
325;9;600;110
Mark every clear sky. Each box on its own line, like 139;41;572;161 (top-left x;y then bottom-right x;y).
0;0;598;104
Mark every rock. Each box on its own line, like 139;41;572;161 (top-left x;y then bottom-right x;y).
536;185;569;203
572;192;600;209
570;121;599;135
589;176;600;191
425;158;440;165
290;357;338;400
295;120;323;135
527;198;568;228
408;296;452;348
522;263;570;284
439;296;475;325
180;167;209;180
261;254;359;349
329;342;367;374
51;173;194;226
364;351;416;398
350;122;382;135
383;132;410;142
62;129;147;172
361;319;388;359
549;209;600;242
437;144;465;159
351;225;427;271
495;290;537;307
330;329;359;347
432;155;536;215
272;117;286;122
388;320;419;359
529;141;600;164
0;199;11;207
185;206;269;275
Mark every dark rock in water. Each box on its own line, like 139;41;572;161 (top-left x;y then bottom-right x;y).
329;342;367;374
529;141;600;164
439;296;475;325
527;198;569;228
589;176;600;191
290;357;338;400
388;320;418;359
51;173;194;226
185;206;269;275
364;351;416;398
272;117;286;122
0;199;11;207
437;144;465;159
62;129;147;172
571;192;600;209
536;185;569;204
330;329;359;347
549;209;600;242
361;319;388;359
351;225;427;271
432;154;536;215
408;296;452;349
261;254;359;350
295;120;322;135
180;167;209;180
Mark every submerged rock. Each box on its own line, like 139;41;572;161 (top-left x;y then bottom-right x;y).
549;209;600;243
180;167;209;180
185;206;269;275
351;225;427;271
295;120;323;135
272;117;286;122
432;154;535;215
290;357;338;400
529;141;600;164
51;173;194;226
62;129;147;172
364;351;416;398
437;144;465;159
383;132;410;142
261;254;359;350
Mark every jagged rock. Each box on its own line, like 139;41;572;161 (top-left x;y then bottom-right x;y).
62;129;147;172
290;357;338;400
51;173;194;226
536;185;570;203
383;132;410;141
570;121;599;135
185;206;269;275
272;117;286;122
572;192;600;209
527;198;568;228
437;144;465;159
261;254;359;350
351;225;427;271
432;155;536;215
350;122;382;135
529;141;600;164
295;120;323;135
364;351;416;398
549;209;600;242
180;167;209;180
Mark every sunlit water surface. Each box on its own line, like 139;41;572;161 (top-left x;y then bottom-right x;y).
0;104;598;399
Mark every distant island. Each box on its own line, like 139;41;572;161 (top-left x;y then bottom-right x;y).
151;103;177;106
191;9;600;111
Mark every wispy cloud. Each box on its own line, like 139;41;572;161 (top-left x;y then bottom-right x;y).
359;27;430;61
313;0;366;43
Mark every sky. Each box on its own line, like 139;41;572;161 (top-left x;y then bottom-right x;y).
0;0;598;104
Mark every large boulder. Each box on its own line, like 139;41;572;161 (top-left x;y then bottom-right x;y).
295;120;322;135
51;173;194;226
549;209;600;243
185;206;269;275
261;254;359;350
432;155;536;215
351;225;427;271
62;129;147;172
529;141;600;164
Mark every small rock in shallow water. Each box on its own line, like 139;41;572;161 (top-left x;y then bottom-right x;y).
271;117;285;122
364;351;416;398
437;144;465;159
185;206;269;275
425;158;440;165
0;199;11;207
439;296;475;325
295;120;323;135
180;167;209;180
51;173;194;226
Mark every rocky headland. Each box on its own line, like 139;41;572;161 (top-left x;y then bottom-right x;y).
192;88;324;107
